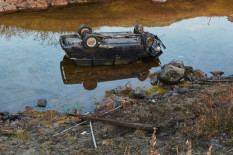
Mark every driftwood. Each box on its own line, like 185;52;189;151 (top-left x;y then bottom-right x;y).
53;106;122;137
68;114;156;131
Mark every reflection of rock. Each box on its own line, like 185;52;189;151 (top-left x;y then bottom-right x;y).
52;0;68;6
228;14;233;22
159;64;185;84
152;0;166;3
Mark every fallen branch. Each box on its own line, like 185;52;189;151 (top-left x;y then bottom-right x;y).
68;114;156;131
53;106;122;137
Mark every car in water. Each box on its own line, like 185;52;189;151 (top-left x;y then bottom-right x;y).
59;24;165;66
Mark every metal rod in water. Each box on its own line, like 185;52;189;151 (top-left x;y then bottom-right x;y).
90;121;97;148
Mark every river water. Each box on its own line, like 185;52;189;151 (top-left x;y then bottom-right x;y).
0;1;233;113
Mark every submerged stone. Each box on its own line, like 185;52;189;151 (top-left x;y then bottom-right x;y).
37;98;47;107
134;89;146;99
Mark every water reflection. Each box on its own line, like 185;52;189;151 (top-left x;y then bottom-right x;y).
60;57;161;90
0;0;232;32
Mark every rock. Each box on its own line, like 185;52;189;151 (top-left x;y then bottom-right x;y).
3;4;17;11
25;106;33;111
0;2;9;7
177;87;189;94
134;89;146;99
172;92;179;96
0;111;9;116
16;1;27;9
192;84;201;89
163;91;173;97
210;71;224;77
53;123;59;129
2;115;9;121
9;113;20;121
0;115;2;120
152;0;166;3
193;69;204;79
52;0;68;6
168;59;185;69
37;98;47;107
159;64;185;84
27;0;48;9
0;6;4;12
150;74;158;85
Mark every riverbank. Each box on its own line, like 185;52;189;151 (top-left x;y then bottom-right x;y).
0;61;232;154
0;0;107;13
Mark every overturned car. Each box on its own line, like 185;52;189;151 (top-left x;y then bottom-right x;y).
60;24;165;66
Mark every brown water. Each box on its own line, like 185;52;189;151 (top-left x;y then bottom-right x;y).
0;0;233;112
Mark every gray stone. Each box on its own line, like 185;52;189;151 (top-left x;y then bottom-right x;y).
163;91;173;97
168;59;185;69
159;64;185;84
3;4;17;11
150;75;158;85
134;89;146;99
172;92;179;96
177;87;189;94
53;123;59;129
0;2;9;7
16;1;27;8
37;98;47;107
192;84;201;89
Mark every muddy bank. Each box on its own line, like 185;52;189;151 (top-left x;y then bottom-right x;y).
0;60;232;154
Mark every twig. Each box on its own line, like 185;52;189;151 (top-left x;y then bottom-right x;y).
89;121;97;148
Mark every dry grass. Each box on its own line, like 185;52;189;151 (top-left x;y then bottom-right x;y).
181;83;233;140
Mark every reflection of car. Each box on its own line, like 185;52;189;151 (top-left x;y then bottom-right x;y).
60;57;161;90
59;24;165;66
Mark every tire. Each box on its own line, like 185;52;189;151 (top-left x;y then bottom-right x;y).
78;25;92;38
143;32;154;48
134;24;144;34
83;34;99;49
83;80;97;90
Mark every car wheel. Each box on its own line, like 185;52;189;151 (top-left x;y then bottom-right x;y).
78;25;92;38
83;80;97;90
83;34;99;49
134;24;144;34
143;32;154;48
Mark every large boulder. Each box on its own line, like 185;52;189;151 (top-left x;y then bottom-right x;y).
168;59;185;69
159;64;185;84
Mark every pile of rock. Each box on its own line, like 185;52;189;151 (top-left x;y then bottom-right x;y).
0;0;100;13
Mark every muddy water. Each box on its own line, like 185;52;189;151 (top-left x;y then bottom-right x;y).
0;0;233;112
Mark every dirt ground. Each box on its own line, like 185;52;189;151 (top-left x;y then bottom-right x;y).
0;82;232;155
